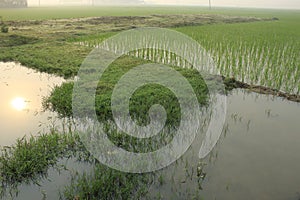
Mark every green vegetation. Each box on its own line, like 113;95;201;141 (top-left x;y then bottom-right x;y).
0;6;299;199
0;41;91;78
175;15;300;94
0;131;90;197
0;130;155;199
44;55;209;123
62;163;151;200
0;16;8;33
0;6;298;21
1;8;298;93
0;25;8;33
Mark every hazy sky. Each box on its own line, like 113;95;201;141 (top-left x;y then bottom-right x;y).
147;0;300;8
28;0;300;9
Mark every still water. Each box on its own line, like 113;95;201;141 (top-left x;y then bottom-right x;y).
0;62;88;200
200;89;300;200
0;62;299;199
144;89;300;200
0;62;64;146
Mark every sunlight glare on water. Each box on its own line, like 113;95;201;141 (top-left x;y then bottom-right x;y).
11;97;27;111
0;62;65;146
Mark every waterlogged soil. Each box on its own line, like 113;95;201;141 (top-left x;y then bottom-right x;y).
223;76;300;103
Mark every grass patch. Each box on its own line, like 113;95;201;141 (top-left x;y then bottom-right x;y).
0;131;90;197
0;130;154;199
0;34;39;47
0;41;91;78
62;163;152;200
43;55;209;121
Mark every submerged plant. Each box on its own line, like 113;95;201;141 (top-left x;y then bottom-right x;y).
0;132;90;198
61;163;152;200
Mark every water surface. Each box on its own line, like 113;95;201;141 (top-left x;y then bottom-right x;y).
144;89;300;200
0;62;64;146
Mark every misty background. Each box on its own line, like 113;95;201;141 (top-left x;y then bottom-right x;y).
31;0;300;9
25;0;300;9
0;0;299;9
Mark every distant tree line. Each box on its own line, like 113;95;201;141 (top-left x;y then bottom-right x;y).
0;0;27;8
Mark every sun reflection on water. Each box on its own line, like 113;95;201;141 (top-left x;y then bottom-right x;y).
0;62;65;146
11;97;27;111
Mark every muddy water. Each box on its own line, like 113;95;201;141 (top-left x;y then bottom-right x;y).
200;89;300;200
0;62;64;146
144;89;300;200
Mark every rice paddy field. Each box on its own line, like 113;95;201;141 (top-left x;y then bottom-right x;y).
0;6;299;200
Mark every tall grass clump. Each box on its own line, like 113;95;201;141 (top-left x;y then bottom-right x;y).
61;163;152;200
0;132;90;198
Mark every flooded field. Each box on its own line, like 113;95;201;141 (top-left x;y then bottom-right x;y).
142;89;300;200
1;62;298;199
0;6;299;200
200;89;300;200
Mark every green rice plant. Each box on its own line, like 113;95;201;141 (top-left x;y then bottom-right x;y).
176;17;300;95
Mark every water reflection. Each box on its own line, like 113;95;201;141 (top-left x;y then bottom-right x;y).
1;61;300;199
0;62;64;146
11;97;27;111
143;89;300;200
200;89;300;200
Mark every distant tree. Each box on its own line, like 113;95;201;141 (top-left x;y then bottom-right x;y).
0;0;27;8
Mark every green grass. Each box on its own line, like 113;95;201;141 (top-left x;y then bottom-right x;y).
43;55;209;122
0;130;155;199
0;40;91;78
0;131;90;198
62;163;152;200
175;15;300;94
1;7;298;92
